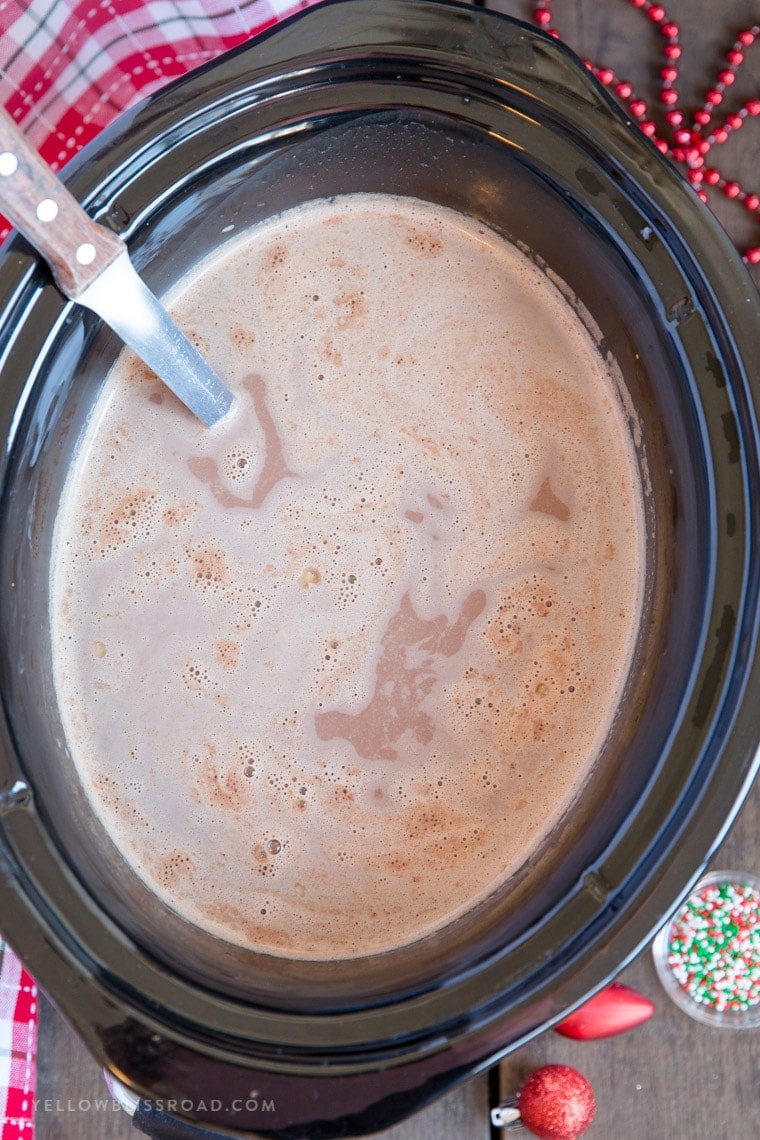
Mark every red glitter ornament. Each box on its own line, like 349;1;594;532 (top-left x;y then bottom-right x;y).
517;1064;596;1139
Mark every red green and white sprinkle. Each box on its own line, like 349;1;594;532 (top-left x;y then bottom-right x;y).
667;880;760;1012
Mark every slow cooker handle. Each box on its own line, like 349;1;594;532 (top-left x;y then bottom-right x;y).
133;1101;260;1140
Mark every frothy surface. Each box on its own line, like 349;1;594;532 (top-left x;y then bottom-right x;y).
51;195;644;958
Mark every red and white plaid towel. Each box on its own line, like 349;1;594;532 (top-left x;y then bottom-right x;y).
0;940;37;1140
0;0;324;235
0;5;326;1133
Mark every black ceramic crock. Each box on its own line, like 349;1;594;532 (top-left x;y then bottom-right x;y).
0;2;759;1137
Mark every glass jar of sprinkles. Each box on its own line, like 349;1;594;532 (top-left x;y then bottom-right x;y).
652;870;760;1028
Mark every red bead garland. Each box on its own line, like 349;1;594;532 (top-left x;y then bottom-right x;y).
532;0;760;266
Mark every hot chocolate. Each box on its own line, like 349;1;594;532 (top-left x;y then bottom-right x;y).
50;194;645;959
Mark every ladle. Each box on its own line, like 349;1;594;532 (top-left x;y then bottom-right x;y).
0;108;234;428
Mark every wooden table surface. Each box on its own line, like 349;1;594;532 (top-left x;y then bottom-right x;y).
33;1;760;1136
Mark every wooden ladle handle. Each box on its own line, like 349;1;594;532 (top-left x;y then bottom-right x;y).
0;107;125;298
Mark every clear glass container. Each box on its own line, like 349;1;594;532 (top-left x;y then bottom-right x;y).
653;870;760;1029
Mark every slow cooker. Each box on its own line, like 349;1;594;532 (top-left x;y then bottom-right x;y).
0;1;759;1136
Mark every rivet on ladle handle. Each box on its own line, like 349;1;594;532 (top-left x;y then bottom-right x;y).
0;107;125;298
